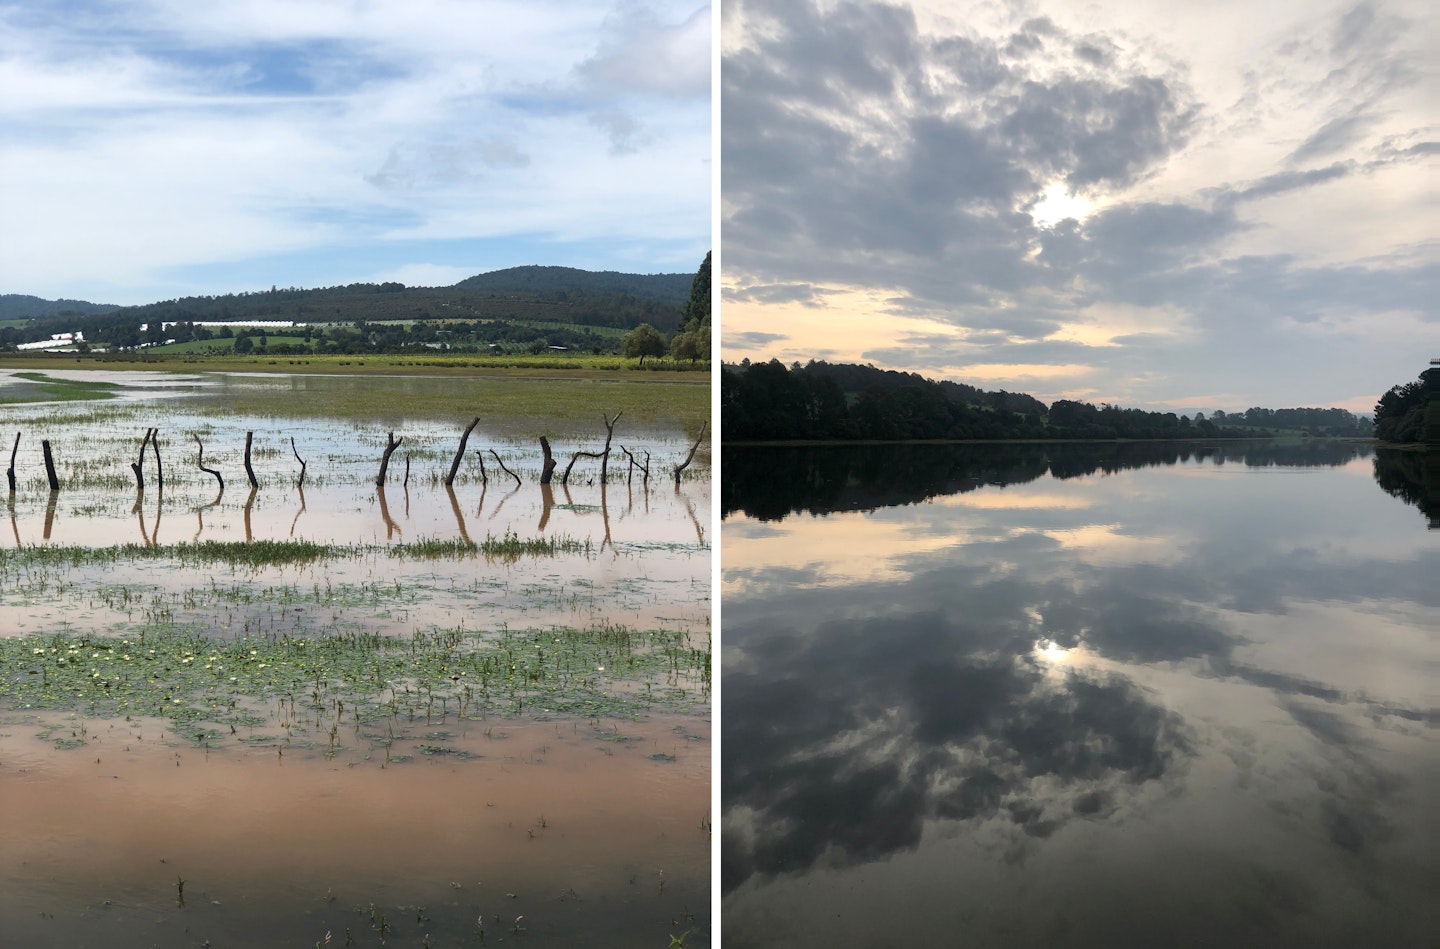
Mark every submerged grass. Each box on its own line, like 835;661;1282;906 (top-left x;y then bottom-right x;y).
0;371;121;405
0;534;591;571
0;622;711;742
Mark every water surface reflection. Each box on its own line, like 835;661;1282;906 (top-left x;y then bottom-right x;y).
723;443;1435;948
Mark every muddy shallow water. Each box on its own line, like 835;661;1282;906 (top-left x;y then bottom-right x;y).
0;369;712;947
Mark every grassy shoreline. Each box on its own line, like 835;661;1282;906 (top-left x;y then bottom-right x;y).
0;351;710;379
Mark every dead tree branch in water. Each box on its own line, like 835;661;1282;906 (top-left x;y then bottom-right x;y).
489;449;521;487
561;411;623;485
152;429;163;491
243;432;258;489
621;446;650;485
539;435;557;485
290;437;307;488
376;432;402;487
194;434;223;492
41;440;59;492
673;421;707;486
447;417;481;487
599;411;621;482
8;432;19;492
131;428;155;490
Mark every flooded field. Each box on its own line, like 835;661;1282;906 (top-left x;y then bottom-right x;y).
0;368;712;948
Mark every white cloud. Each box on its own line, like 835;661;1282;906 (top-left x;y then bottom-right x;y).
0;0;711;304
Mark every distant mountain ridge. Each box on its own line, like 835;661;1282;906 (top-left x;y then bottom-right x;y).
3;266;689;321
454;266;691;304
0;294;120;320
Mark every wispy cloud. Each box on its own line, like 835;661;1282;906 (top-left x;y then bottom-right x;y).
0;0;711;304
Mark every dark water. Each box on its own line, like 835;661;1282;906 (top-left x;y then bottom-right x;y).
721;442;1436;948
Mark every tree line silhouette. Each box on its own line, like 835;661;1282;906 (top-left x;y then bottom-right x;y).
719;360;1374;442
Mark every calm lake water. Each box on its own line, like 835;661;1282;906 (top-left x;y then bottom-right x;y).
721;442;1436;948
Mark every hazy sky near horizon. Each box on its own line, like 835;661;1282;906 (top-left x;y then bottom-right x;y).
721;0;1435;412
1;0;710;306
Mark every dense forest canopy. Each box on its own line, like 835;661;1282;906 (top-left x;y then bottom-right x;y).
1373;364;1440;445
723;359;1372;442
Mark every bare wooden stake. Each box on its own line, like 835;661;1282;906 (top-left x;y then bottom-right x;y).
489;449;522;487
194;434;223;491
7;432;18;492
446;417;481;487
244;431;258;489
539;435;557;485
403;454;411;487
41;440;59;492
475;451;489;485
290;437;306;488
673;420;707;486
376;432;402;486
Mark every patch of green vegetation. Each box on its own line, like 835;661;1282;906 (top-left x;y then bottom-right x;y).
0;370;122;405
0;358;710;432
0;535;592;572
0;622;711;742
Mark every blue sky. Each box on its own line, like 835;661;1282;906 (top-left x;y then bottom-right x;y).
721;0;1435;412
0;0;712;305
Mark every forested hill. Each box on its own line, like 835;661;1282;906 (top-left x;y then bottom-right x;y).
723;358;1370;442
1;266;692;350
0;294;119;320
453;266;691;304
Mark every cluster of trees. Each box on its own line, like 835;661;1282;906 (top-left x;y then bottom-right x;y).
722;359;1278;442
620;252;712;365
1374;364;1440;445
1207;406;1369;436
